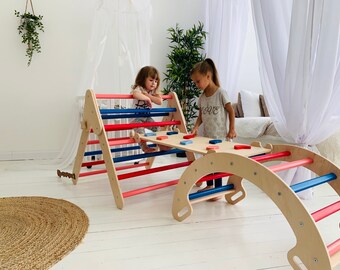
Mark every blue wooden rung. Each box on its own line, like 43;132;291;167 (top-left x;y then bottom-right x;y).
84;144;157;156
100;108;176;114
102;112;169;120
189;184;234;200
290;173;337;193
166;131;179;135
113;148;184;163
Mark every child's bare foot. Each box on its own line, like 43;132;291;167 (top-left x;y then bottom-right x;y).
143;147;157;153
158;145;172;151
208;196;222;202
198;186;214;192
140;142;156;153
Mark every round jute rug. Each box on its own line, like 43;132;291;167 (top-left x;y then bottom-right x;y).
0;196;89;270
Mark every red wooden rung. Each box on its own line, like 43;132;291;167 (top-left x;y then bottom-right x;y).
79;169;107;177
81;160;105;167
79;162;149;177
109;138;135;146
95;94;172;99
103;121;181;132
268;158;313;173
118;161;192;180
328;238;340;257
87;137;133;145
122;179;178;198
116;162;149;171
252;151;291;162
197;172;233;183
311;200;340;222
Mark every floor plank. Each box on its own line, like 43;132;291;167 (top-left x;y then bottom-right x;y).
0;155;339;270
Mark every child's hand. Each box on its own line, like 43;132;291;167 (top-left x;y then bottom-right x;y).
227;129;237;140
191;127;198;135
146;98;152;108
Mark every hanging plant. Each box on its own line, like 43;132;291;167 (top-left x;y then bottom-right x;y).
15;0;44;66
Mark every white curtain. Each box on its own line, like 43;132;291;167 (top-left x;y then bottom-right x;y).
252;0;340;199
79;0;152;95
205;0;249;102
53;0;152;169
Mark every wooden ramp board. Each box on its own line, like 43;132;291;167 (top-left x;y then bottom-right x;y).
139;131;271;156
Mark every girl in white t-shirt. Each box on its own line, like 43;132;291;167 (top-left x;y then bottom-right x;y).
190;58;237;200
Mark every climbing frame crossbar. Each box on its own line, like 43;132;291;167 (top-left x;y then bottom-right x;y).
58;89;340;270
58;89;193;209
291;173;337;193
170;143;340;270
311;200;340;222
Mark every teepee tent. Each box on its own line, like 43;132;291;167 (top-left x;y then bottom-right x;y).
56;0;152;168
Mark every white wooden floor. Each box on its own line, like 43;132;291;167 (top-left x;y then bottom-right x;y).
0;155;339;270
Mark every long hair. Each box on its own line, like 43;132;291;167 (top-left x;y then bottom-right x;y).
190;58;220;87
133;66;161;91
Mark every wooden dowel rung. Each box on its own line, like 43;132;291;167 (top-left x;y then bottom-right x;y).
87;137;133;145
290;173;337;193
116;162;149;171
95;94;173;99
268;158;313;173
103;120;181;132
118;161;192;180
79;169;107;177
108;138;136;146
252;151;291;162
79;162;150;177
81;160;105;167
113;148;184;163
122;179;179;198
328;238;340;257
189;184;235;200
196;172;232;183
311;200;340;222
100;108;176;114
84;145;142;156
102;112;169;120
190;190;235;204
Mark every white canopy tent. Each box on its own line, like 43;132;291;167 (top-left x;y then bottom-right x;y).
55;0;152;169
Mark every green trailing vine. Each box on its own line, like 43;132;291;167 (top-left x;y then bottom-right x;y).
15;1;44;66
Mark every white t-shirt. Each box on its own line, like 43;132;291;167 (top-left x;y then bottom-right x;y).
198;88;231;140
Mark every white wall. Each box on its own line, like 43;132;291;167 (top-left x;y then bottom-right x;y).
0;0;261;160
0;0;97;160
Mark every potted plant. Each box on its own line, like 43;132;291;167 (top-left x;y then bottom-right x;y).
15;7;44;66
163;22;207;132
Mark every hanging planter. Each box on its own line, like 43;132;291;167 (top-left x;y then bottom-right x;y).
15;0;44;66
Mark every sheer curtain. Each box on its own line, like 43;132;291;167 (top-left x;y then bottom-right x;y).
55;0;152;169
252;0;340;199
79;0;152;95
205;0;249;102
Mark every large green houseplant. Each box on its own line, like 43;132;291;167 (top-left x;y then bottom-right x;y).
163;22;207;131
